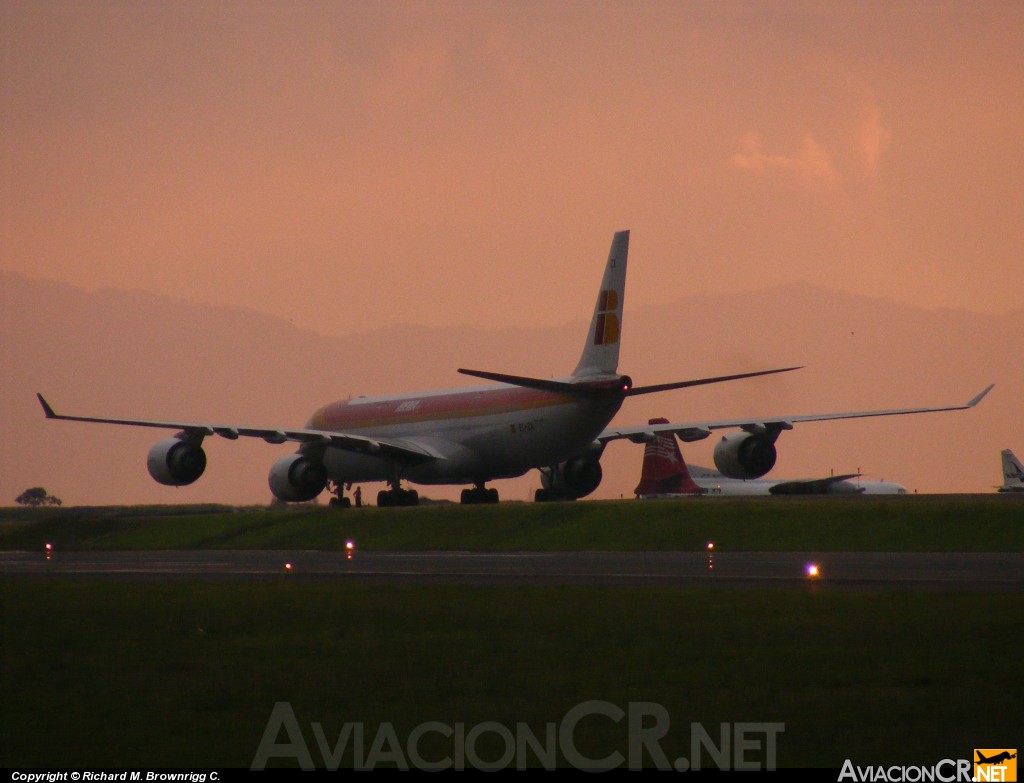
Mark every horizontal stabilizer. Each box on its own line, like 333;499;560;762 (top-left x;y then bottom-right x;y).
626;366;802;396
457;365;801;398
457;369;631;396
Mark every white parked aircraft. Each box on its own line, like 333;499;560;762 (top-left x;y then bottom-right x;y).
37;230;993;506
633;419;907;497
997;449;1024;493
690;467;908;496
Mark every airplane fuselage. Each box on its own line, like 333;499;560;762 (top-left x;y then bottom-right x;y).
684;466;907;496
308;383;623;485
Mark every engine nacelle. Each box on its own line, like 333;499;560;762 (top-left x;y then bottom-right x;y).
268;453;328;503
541;455;603;499
147;437;207;487
713;432;778;480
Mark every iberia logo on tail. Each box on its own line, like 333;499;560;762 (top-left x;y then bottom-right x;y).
593;289;620;345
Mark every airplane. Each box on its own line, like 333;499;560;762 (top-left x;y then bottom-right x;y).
37;230;994;507
634;418;907;497
997;449;1024;493
976;750;1016;765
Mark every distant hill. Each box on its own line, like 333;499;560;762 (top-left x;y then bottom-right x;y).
1;270;1016;505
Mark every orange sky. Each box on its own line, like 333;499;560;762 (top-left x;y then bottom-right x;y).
4;1;1022;338
1;2;1023;505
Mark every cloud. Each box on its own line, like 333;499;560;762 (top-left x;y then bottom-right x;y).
858;98;891;177
730;94;891;185
730;132;842;185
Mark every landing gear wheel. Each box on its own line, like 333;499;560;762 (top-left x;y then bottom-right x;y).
326;480;351;509
377;488;419;507
461;487;500;504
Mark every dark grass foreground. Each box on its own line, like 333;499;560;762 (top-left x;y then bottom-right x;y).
2;495;1023;552
3;580;1021;769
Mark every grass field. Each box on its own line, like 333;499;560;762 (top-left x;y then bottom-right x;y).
2;495;1023;552
3;497;1022;770
3;580;1022;769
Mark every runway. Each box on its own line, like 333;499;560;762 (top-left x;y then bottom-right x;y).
2;549;1023;590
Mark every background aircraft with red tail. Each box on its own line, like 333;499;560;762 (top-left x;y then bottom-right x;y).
634;418;908;497
38;231;993;506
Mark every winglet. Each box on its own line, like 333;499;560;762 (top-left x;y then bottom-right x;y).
967;384;995;408
36;393;57;419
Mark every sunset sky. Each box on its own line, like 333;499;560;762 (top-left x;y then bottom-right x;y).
2;2;1022;504
5;1;1022;337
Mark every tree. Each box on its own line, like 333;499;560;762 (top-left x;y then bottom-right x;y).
15;487;62;507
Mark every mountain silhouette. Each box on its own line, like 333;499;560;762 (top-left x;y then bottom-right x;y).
1;270;1015;505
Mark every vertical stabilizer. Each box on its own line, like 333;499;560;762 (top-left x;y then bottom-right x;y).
999;449;1024;492
572;230;629;378
634;418;705;496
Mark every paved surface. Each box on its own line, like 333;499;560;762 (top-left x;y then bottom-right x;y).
3;549;1023;590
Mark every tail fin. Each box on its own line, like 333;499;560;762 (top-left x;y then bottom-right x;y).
572;230;629;379
1002;449;1024;487
634;417;705;496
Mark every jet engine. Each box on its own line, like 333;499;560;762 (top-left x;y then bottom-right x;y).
147;436;207;486
713;432;778;480
268;453;328;503
539;454;603;500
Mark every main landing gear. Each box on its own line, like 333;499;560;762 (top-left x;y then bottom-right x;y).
374;466;420;508
461;484;499;504
377;487;419;507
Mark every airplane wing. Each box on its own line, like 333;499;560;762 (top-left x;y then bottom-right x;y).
598;384;995;445
35;394;438;463
768;475;863;495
